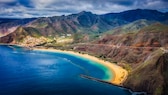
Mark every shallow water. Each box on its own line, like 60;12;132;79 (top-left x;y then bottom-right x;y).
0;45;131;95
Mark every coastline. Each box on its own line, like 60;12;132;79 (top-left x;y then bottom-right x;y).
33;48;128;85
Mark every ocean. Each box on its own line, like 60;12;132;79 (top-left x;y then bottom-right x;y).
0;45;131;95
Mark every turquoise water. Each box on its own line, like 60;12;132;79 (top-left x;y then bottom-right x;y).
0;45;131;95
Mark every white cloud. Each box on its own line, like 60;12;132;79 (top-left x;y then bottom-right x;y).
2;8;14;13
22;13;34;18
0;0;16;3
133;0;168;10
31;0;56;9
146;0;167;9
0;0;168;18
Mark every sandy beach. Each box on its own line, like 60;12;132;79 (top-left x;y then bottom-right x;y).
33;48;128;85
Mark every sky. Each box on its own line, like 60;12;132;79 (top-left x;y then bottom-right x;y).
0;0;168;18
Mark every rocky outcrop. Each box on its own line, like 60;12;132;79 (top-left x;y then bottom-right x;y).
0;27;25;43
0;18;36;36
0;33;15;43
0;27;43;45
123;49;168;95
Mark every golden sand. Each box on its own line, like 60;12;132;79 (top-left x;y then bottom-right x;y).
33;48;128;85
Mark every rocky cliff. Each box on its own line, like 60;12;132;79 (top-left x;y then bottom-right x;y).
123;49;168;95
0;27;46;46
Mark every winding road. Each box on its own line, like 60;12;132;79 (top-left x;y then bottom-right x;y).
76;43;165;49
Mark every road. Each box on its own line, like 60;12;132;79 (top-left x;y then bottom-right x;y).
76;43;163;49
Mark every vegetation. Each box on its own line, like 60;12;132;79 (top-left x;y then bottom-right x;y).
0;9;168;95
105;19;155;35
123;49;168;95
140;23;168;33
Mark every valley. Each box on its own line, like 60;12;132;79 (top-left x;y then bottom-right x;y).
0;9;168;95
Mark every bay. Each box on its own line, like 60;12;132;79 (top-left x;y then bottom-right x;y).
0;45;131;95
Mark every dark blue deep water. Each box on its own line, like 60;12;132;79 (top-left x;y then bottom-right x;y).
0;45;131;95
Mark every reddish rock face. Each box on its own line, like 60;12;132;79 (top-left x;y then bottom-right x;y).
97;33;166;48
0;27;27;44
0;32;15;43
123;51;168;95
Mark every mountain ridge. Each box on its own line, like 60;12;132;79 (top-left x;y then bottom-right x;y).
0;9;168;38
104;19;157;35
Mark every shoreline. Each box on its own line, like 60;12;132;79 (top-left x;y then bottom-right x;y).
33;48;128;85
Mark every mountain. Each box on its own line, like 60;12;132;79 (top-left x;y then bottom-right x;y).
0;9;168;40
97;23;168;47
0;9;168;47
0;18;20;24
0;9;168;48
0;9;168;95
0;18;36;26
105;19;156;35
71;23;168;95
73;23;168;67
0;18;36;37
26;11;112;37
0;27;46;46
101;9;168;22
123;49;168;95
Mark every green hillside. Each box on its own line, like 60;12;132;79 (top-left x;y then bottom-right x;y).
105;19;156;35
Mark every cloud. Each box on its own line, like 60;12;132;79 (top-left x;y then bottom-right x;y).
0;0;168;18
133;0;168;10
0;0;16;3
31;0;55;9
